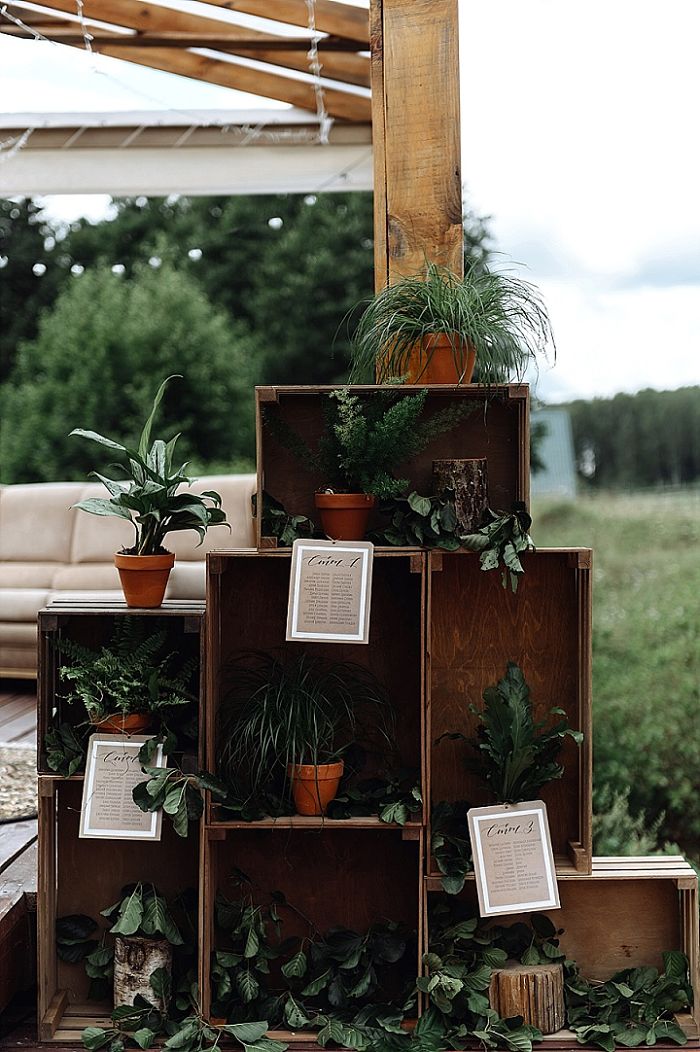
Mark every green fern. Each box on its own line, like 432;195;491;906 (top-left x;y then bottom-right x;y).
57;620;196;722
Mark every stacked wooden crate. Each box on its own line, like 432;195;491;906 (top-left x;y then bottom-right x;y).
36;385;699;1046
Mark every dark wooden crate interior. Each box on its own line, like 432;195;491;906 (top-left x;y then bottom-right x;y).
206;829;421;1010
428;550;589;865
208;552;424;791
38;611;202;774
257;387;527;540
428;878;684;981
53;780;200;1003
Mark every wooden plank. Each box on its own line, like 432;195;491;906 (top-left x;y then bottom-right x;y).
369;0;388;292
203;0;370;44
12;0;369;85
50;40;370;121
0;705;38;743
371;0;463;284
37;789;57;1038
209;815;423;829
0;818;37;873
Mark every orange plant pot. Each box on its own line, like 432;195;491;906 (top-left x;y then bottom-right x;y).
314;493;375;541
114;552;175;608
93;712;153;734
404;333;476;384
287;761;345;816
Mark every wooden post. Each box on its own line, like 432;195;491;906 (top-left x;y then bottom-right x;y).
370;0;463;289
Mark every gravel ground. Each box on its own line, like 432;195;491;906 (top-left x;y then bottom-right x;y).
0;745;37;820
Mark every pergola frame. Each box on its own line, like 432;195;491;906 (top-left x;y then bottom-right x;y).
1;0;463;283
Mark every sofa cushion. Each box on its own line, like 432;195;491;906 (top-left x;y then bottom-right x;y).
0;483;85;562
0;563;60;589
166;475;256;559
70;483;134;563
0;643;36;671
52;564;122;591
0;622;37;646
0;589;51;622
165;561;206;601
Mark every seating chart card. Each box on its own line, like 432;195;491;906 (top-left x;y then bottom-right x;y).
79;734;165;840
467;800;561;916
286;539;373;644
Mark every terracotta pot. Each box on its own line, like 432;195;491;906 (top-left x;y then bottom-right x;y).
114;551;175;608
314;493;375;541
93;712;153;735
404;333;476;384
287;760;345;816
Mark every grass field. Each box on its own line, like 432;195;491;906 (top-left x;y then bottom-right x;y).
532;489;700;858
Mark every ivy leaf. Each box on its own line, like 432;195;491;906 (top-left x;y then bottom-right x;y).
109;887;143;936
82;1028;113;1050
281;950;308;979
149;967;171;1001
132;1029;156;1050
236;970;260;1003
302;968;332;996
244;925;260;959
223;1022;268;1044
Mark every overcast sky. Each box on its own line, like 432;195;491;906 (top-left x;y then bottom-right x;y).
1;0;699;403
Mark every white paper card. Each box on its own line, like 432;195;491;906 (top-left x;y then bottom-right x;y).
286;539;374;644
467;800;561;917
79;734;166;840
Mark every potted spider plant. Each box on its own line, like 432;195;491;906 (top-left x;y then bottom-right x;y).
56;620;195;736
70;375;228;607
266;387;468;541
349;260;555;385
217;652;395;816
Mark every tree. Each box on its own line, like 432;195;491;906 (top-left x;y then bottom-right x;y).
0;199;64;380
0;263;257;484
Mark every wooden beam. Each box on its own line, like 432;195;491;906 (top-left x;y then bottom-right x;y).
202;1;369;45
370;0;463;287
11;0;370;87
89;44;372;122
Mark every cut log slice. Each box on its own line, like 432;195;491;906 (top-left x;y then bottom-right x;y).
488;961;565;1035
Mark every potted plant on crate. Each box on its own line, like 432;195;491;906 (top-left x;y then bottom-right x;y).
54;619;196;737
349;260;555;385
218;652;395;816
70;375;228;607
266;387;470;541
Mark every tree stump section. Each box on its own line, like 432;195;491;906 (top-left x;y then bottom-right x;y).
488;961;565;1034
114;935;172;1013
433;458;489;533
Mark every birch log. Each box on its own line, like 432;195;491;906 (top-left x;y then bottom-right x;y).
488;962;565;1034
114;935;172;1012
433;458;489;533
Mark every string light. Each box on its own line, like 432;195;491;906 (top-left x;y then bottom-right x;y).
305;0;333;145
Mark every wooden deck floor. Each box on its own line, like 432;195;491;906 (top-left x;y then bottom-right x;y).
0;684;37;747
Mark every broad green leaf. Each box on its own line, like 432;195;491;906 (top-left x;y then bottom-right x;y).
73;498;133;521
110;887;143;936
149;967;171;1001
139;375;181;461
281;950;308;979
81;1027;113;1050
223;1021;268;1044
132;1029;156;1050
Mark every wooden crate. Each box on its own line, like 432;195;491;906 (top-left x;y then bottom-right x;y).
205;549;426;827
200;825;424;1028
254;384;529;547
424;858;700;1042
37;778;202;1042
37;599;205;775
426;549;592;875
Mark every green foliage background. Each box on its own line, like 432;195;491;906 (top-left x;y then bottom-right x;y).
533;491;700;863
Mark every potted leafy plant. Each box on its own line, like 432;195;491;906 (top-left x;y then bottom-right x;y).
217;652;395;816
70;375;228;607
101;883;183;1013
267;387;469;540
349;260;555;386
56;619;195;735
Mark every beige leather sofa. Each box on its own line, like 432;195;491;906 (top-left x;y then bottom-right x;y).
0;474;256;677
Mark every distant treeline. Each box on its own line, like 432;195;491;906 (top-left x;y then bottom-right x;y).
565;386;700;488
